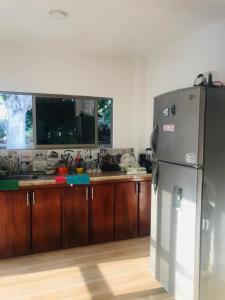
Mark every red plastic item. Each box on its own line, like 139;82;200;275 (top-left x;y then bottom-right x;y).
57;167;68;175
54;176;67;184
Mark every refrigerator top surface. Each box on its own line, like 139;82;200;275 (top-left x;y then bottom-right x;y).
154;86;203;100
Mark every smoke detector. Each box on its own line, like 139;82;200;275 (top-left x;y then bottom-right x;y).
49;9;68;20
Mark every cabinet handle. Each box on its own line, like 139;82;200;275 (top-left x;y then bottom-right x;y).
26;192;29;206
139;182;141;194
135;182;138;194
91;187;94;199
86;187;88;201
32;191;35;205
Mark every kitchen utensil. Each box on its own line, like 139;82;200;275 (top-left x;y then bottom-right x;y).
76;167;84;174
44;167;55;175
58;167;68;175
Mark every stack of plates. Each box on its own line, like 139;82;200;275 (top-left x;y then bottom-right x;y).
119;153;147;174
120;164;146;175
125;167;147;175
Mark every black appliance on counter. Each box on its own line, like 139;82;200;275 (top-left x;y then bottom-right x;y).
139;148;152;173
100;154;121;172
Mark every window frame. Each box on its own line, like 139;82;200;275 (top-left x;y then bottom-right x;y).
0;91;113;149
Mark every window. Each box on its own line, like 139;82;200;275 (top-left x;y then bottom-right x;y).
35;97;95;147
0;93;33;149
98;99;112;147
0;92;112;149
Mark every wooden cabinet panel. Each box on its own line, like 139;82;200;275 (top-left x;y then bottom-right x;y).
115;182;138;240
0;178;151;258
90;183;114;243
32;187;62;253
0;190;31;258
138;181;151;236
63;186;89;248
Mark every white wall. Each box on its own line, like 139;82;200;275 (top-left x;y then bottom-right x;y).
6;14;225;156
145;17;225;146
0;46;147;154
133;59;148;154
1;18;225;157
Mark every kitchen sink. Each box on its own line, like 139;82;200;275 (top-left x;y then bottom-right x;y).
0;174;54;180
6;174;40;180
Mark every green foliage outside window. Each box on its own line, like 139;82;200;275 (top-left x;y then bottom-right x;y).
98;99;112;127
98;99;112;145
25;108;33;141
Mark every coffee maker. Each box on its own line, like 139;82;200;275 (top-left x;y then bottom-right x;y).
139;148;152;173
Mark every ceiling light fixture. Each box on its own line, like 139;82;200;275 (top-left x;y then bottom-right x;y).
49;9;68;20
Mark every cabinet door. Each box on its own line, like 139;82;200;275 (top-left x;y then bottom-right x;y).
138;181;151;236
90;183;114;243
32;187;62;253
115;182;138;240
0;190;31;258
63;186;89;248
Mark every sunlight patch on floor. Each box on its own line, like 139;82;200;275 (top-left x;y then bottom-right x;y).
0;237;171;300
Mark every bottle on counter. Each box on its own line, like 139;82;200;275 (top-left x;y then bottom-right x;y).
75;151;85;173
75;151;82;168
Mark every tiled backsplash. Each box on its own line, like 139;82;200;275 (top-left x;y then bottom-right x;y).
0;148;134;172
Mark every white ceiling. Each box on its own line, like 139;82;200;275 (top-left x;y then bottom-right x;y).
0;0;225;58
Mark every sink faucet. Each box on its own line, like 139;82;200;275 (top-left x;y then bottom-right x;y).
64;149;74;155
17;155;23;175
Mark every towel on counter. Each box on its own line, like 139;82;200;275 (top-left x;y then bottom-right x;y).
66;174;90;185
0;180;19;190
54;176;67;184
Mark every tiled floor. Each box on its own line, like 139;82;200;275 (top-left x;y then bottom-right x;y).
0;237;171;300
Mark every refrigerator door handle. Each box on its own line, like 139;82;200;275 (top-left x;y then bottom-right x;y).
173;186;183;209
150;124;159;155
153;163;159;192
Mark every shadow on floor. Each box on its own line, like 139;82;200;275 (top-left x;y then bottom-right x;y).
0;237;171;299
80;264;167;299
0;237;149;276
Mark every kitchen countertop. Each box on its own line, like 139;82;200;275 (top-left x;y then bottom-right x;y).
18;171;152;187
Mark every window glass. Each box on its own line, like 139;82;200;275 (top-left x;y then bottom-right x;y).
98;99;112;147
0;93;33;149
35;97;95;146
0;92;113;149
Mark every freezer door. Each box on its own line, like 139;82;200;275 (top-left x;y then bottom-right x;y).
151;87;205;166
150;161;202;300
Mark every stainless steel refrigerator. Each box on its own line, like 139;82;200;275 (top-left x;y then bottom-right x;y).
150;86;225;300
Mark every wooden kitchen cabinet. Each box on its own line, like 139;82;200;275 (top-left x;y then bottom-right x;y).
90;183;114;243
0;190;31;258
63;186;89;248
115;182;138;240
31;187;62;253
138;181;151;236
0;176;151;259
